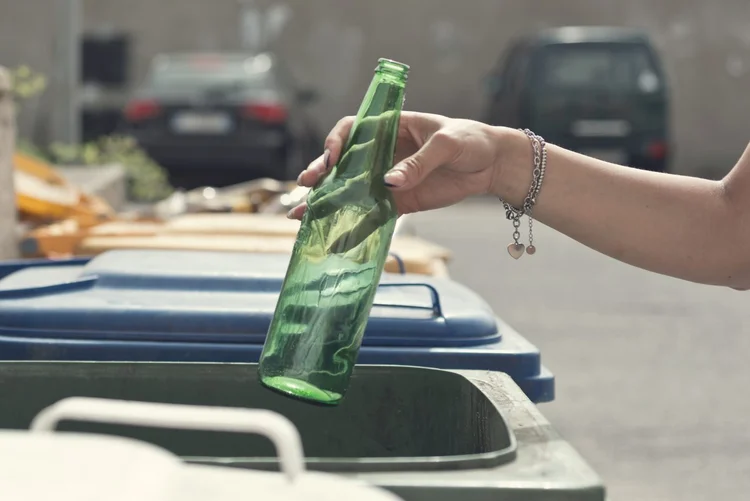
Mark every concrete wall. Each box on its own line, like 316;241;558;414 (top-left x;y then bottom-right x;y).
2;0;750;176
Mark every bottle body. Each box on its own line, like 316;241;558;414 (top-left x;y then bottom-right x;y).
258;59;409;405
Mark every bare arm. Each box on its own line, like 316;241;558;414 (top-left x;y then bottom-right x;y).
495;128;750;289
293;113;750;289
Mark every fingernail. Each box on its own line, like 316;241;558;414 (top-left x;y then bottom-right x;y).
384;169;406;187
286;209;295;219
296;170;305;184
323;149;331;169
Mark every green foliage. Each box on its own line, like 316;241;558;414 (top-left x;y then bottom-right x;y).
11;65;174;203
50;136;174;202
9;65;47;100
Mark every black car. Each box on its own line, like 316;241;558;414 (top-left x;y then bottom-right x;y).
122;52;321;188
484;27;670;172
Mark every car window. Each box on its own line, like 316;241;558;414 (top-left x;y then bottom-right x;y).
504;45;522;72
145;53;276;92
534;43;661;92
493;44;518;74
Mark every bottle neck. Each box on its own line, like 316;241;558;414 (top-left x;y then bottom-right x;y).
328;70;406;181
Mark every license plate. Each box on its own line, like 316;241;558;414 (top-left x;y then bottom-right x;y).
171;111;233;134
580;149;627;164
571;120;630;138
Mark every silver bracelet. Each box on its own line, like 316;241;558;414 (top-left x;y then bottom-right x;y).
499;129;547;259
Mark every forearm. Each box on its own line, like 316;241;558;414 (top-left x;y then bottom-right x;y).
494;127;750;288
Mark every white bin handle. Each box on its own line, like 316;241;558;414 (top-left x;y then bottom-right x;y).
30;397;306;481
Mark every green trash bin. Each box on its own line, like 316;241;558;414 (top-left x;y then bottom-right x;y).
0;362;604;500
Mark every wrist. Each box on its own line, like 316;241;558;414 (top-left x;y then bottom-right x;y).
488;126;535;208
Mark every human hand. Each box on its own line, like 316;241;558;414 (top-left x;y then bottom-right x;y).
287;112;507;219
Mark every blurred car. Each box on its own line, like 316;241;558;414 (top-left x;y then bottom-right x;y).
122;52;321;188
484;27;670;172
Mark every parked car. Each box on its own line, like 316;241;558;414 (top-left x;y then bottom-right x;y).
122;52;321;188
483;27;670;172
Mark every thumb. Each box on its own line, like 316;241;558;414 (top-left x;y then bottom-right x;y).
384;132;455;190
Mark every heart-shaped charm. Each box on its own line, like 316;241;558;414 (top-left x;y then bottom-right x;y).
507;242;525;259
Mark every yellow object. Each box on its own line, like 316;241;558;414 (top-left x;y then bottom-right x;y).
21;219;163;257
77;232;450;277
13;152;115;226
164;213;302;238
20;191;452;276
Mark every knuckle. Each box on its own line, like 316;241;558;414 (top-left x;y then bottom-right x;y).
401;156;425;181
432;130;459;150
432;128;466;163
334;116;355;133
326;116;355;149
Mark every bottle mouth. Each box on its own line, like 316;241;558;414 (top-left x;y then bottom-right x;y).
376;58;410;79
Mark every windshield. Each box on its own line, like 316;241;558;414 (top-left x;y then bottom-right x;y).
144;53;276;93
534;43;661;92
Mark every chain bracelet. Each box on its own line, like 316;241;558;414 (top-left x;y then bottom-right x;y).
499;129;547;259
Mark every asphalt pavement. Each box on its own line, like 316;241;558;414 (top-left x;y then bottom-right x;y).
411;196;750;501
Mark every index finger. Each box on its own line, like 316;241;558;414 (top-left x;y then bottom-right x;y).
297;116;356;187
324;115;356;168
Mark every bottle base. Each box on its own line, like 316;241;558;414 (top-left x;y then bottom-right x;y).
260;375;343;406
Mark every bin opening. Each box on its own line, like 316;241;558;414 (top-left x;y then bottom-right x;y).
0;362;516;472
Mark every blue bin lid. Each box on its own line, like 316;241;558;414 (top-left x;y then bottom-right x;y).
0;250;500;347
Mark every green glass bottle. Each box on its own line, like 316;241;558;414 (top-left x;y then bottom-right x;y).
258;58;409;405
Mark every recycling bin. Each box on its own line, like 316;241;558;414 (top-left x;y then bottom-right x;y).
4;396;406;501
0;361;603;500
0;249;554;402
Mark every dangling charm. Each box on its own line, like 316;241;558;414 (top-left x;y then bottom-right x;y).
507;217;525;259
507;242;525;259
526;212;536;255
